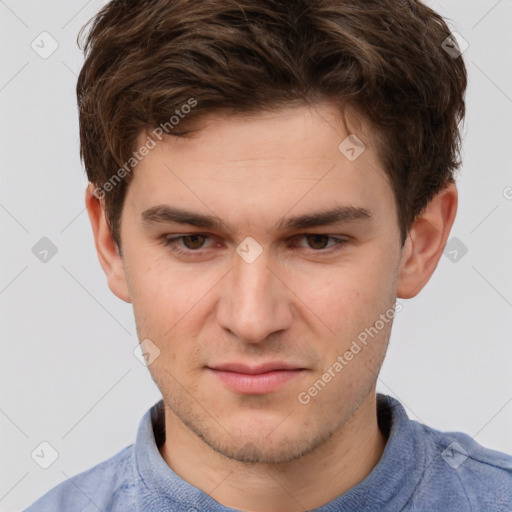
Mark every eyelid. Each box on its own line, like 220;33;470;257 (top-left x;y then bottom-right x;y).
162;233;215;247
289;234;349;250
161;233;350;255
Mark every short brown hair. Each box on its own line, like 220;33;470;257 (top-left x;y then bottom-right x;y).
77;0;467;248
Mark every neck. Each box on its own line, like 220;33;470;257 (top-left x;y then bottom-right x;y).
158;392;387;511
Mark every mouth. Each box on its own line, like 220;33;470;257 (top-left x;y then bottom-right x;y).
206;362;307;394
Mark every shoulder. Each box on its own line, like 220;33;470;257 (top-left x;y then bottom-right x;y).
407;420;512;511
23;444;137;512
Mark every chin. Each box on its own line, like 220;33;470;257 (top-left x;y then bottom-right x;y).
195;419;338;465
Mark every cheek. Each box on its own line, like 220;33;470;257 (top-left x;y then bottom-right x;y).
293;260;393;326
126;250;214;324
125;256;225;370
287;253;399;365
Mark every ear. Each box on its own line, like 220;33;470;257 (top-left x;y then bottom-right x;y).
397;182;458;299
85;184;131;303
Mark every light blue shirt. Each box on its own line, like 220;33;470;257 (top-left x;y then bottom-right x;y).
24;395;512;511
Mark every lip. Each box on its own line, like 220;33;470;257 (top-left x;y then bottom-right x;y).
207;362;306;394
210;362;304;374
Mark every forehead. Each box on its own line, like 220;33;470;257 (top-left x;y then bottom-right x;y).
125;104;396;230
147;104;376;168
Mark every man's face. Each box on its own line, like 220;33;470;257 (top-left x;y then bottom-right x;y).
119;104;403;463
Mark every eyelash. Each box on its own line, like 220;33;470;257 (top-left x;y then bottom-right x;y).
161;233;349;257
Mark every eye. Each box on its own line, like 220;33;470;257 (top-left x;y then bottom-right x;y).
177;234;208;250
292;234;348;251
162;234;213;252
304;234;331;250
160;233;349;259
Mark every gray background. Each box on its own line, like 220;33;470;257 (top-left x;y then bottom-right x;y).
1;1;511;510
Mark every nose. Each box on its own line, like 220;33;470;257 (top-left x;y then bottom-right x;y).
216;248;293;344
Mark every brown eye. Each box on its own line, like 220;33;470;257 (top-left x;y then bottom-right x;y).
305;234;330;250
181;234;208;249
290;234;348;252
161;233;222;259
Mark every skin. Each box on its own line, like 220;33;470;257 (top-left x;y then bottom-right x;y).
86;103;457;512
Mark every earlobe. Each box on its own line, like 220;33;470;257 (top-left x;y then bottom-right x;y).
397;183;458;299
85;184;132;303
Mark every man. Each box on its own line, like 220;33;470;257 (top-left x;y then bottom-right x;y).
25;0;512;511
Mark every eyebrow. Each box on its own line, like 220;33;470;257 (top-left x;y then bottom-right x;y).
141;205;372;232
